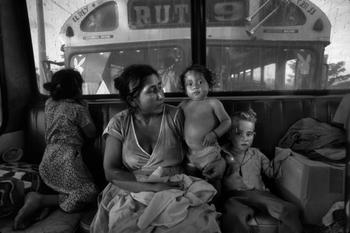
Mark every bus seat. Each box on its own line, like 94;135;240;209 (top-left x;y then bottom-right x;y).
10;95;342;233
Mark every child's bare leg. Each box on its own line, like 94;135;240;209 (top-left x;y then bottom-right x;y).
13;192;58;230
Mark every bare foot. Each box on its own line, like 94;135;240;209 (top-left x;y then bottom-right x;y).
13;192;42;230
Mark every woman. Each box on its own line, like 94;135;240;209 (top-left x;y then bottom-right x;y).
90;64;224;233
14;69;98;230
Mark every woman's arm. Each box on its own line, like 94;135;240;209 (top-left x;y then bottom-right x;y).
104;135;181;192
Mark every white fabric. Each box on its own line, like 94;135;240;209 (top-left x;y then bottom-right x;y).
129;171;218;229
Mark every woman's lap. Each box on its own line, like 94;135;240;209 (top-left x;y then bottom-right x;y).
91;177;221;233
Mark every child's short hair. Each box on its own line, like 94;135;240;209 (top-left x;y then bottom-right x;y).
179;64;215;90
231;108;257;126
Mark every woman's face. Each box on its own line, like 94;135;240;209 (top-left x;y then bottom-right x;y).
133;74;164;114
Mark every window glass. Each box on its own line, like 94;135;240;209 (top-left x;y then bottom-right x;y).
80;2;118;32
285;59;297;89
26;0;191;95
206;0;350;92
207;46;315;91
70;47;186;95
262;1;306;26
308;1;350;89
26;0;350;94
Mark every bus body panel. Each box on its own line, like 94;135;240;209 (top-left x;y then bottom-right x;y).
59;0;331;47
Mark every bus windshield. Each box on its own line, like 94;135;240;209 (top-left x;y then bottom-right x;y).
26;0;350;95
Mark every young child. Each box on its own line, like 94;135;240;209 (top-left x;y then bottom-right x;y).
221;108;302;233
13;69;98;230
179;64;231;185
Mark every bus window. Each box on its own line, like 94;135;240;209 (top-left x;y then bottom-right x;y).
80;2;118;32
207;46;315;91
285;59;297;89
262;0;306;26
70;46;186;94
27;0;350;94
264;63;276;89
253;68;261;83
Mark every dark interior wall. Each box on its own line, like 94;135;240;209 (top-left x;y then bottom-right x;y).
0;0;38;133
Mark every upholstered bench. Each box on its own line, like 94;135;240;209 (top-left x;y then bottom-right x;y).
0;95;342;233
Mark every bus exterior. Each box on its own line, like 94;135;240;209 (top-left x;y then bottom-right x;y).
57;0;331;95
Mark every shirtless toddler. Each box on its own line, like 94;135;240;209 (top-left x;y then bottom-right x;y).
179;65;231;176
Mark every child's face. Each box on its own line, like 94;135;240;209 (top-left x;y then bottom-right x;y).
184;71;209;101
230;119;256;152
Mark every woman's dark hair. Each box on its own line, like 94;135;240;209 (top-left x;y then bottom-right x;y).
179;64;215;91
43;68;83;101
114;64;159;109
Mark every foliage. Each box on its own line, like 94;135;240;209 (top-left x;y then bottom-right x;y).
327;61;350;87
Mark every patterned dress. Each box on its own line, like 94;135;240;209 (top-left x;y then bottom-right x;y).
90;104;221;233
39;98;98;212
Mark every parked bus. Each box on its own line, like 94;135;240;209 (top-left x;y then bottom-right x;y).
53;0;331;95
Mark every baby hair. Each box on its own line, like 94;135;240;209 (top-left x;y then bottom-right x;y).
179;64;215;91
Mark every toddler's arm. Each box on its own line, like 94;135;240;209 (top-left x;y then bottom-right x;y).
203;98;231;146
260;151;275;178
272;149;291;177
261;150;290;178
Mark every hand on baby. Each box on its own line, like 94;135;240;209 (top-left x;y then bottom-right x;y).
147;166;184;191
202;131;217;146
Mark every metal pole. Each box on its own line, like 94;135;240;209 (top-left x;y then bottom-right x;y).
190;0;206;65
36;0;47;92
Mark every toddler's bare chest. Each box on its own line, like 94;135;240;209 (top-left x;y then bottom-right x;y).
184;103;214;120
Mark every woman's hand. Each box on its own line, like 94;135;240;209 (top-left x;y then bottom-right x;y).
202;157;226;179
